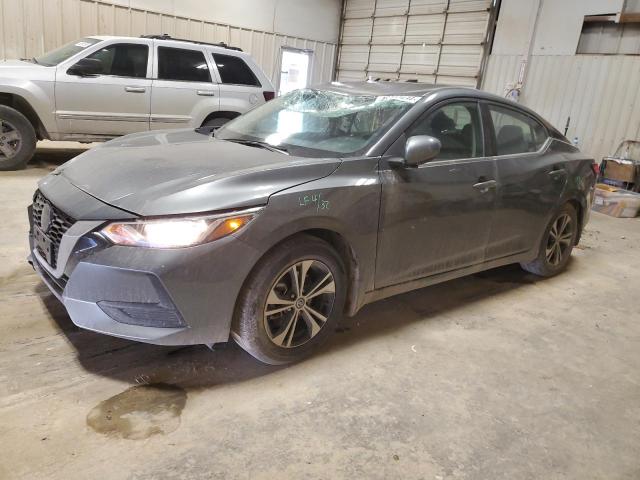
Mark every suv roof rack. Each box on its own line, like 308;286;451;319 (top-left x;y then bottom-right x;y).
140;34;243;51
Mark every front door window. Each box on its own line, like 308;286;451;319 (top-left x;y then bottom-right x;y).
407;102;484;160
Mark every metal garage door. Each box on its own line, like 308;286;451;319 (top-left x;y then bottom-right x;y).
336;0;496;87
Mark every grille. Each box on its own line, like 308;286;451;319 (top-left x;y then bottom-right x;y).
32;190;75;268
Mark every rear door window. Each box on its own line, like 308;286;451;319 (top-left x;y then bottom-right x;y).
407;102;484;160
85;43;148;78
212;53;260;86
158;47;211;82
489;105;548;155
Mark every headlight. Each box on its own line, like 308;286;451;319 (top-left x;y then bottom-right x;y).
100;208;261;248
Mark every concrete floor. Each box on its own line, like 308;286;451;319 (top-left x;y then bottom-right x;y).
1;145;639;480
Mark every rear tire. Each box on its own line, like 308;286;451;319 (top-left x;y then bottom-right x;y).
520;203;578;277
0;105;37;171
232;234;346;365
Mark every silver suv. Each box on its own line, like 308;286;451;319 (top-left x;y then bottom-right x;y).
0;34;275;170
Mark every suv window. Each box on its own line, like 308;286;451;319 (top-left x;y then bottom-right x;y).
35;37;102;66
84;43;148;78
212;53;260;86
408;102;483;160
158;47;211;82
489;105;548;155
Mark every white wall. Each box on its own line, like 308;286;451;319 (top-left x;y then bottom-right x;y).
109;0;342;43
492;0;625;56
0;0;339;86
482;0;640;162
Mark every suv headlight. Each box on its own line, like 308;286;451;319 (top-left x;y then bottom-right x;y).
100;207;261;248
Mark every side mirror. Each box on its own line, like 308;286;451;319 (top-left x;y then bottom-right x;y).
404;135;441;167
67;57;103;77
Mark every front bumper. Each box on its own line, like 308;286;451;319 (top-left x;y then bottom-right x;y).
29;212;262;346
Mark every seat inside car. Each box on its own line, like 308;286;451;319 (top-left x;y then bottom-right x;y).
422;110;473;159
497;125;527;155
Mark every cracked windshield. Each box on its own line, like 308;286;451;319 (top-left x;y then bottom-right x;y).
216;88;421;157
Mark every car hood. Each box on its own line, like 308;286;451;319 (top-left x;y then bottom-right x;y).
0;59;53;79
52;129;341;216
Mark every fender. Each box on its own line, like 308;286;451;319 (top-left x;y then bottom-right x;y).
0;79;56;136
239;157;383;316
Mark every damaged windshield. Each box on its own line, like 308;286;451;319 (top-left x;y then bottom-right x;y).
216;88;421;157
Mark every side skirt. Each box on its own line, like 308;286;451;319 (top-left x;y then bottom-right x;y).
360;252;533;307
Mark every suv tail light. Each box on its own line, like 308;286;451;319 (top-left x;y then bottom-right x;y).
591;162;600;177
263;91;275;102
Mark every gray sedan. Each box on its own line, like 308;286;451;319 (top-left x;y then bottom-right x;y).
28;82;597;364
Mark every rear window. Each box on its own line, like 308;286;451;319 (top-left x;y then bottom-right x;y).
212;53;260;87
489;105;548;156
158;47;211;83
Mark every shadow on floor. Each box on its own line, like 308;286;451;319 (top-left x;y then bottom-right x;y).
40;261;561;392
28;145;90;171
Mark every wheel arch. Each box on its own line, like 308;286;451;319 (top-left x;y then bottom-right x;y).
0;92;48;140
201;110;241;127
237;227;363;321
566;197;585;245
301;228;361;316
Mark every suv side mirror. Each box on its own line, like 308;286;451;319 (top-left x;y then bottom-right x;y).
67;58;103;77
404;135;442;167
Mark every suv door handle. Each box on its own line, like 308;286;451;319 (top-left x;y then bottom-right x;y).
125;86;146;93
197;90;215;96
473;179;497;193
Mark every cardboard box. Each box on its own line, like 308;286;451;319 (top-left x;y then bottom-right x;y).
601;158;638;183
592;184;640;218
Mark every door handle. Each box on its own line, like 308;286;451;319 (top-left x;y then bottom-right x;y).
197;90;215;96
548;168;566;178
125;86;146;93
472;179;497;193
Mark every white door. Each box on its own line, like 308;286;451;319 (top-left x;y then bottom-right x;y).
55;41;152;136
278;49;312;95
335;0;494;87
150;44;219;130
211;52;265;116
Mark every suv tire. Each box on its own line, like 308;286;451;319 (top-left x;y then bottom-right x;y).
0;105;37;171
521;203;578;277
232;234;346;365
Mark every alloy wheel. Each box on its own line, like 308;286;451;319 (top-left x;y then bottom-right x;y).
546;213;573;266
263;259;336;348
0;120;22;159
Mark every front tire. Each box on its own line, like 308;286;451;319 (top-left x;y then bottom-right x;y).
521;203;578;277
0;105;37;171
232;235;346;365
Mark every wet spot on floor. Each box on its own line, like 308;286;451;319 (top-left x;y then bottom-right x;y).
87;383;187;440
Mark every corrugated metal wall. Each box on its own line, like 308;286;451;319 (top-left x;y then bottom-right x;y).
0;0;337;86
336;0;493;87
483;54;640;162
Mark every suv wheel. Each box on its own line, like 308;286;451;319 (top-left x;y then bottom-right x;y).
232;234;346;365
521;203;578;277
0;105;37;170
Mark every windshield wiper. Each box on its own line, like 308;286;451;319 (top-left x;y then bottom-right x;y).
224;138;289;155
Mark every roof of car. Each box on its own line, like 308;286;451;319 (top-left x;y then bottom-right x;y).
315;81;564;137
317;81;440;97
87;35;244;53
316;81;509;102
